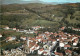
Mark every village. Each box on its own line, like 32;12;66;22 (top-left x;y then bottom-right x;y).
0;26;80;56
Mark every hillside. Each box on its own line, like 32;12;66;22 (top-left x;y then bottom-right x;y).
0;3;80;30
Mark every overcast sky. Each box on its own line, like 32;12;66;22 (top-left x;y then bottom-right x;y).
1;0;80;4
41;0;80;3
24;0;80;2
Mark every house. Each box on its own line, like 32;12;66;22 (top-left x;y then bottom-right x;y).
27;38;39;53
43;50;50;56
13;28;16;30
32;26;44;30
18;29;25;32
3;50;10;55
16;29;19;32
43;51;48;55
36;36;42;42
50;32;54;34
34;44;40;50
72;28;80;31
48;37;53;43
32;26;40;30
27;38;35;47
26;30;34;34
61;36;67;40
34;31;38;34
68;26;73;29
45;31;50;34
65;49;72;56
43;40;47;44
56;38;60;41
64;44;71;49
73;42;78;46
59;42;65;47
73;38;79;46
30;46;35;53
4;26;10;30
6;37;16;41
64;41;68;45
55;52;63;56
52;39;57;45
38;48;44;55
0;34;2;38
29;42;36;53
54;52;59;56
60;27;65;30
72;37;78;41
20;37;27;40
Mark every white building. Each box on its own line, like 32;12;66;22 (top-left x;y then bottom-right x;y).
13;28;16;30
0;34;2;38
4;26;10;30
6;37;16;42
59;42;65;47
20;37;27;40
38;48;44;55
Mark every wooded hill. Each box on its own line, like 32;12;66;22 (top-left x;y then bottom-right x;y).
0;3;80;30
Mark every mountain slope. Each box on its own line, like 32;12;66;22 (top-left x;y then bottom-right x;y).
0;3;80;29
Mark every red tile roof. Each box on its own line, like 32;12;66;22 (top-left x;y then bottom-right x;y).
65;49;72;54
35;44;39;47
6;37;12;40
43;51;47;54
29;42;36;46
64;44;71;47
40;48;44;51
36;37;42;39
55;52;63;56
32;47;35;50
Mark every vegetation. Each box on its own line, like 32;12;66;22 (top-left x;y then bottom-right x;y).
0;3;80;29
1;42;23;50
63;28;80;35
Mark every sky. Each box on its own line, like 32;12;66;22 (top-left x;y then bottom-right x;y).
41;0;80;3
24;0;80;3
1;0;80;4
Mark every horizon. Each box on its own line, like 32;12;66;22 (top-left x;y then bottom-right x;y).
24;0;80;3
1;0;80;4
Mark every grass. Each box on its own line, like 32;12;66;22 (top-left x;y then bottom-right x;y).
65;14;80;24
0;41;23;50
23;19;59;27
